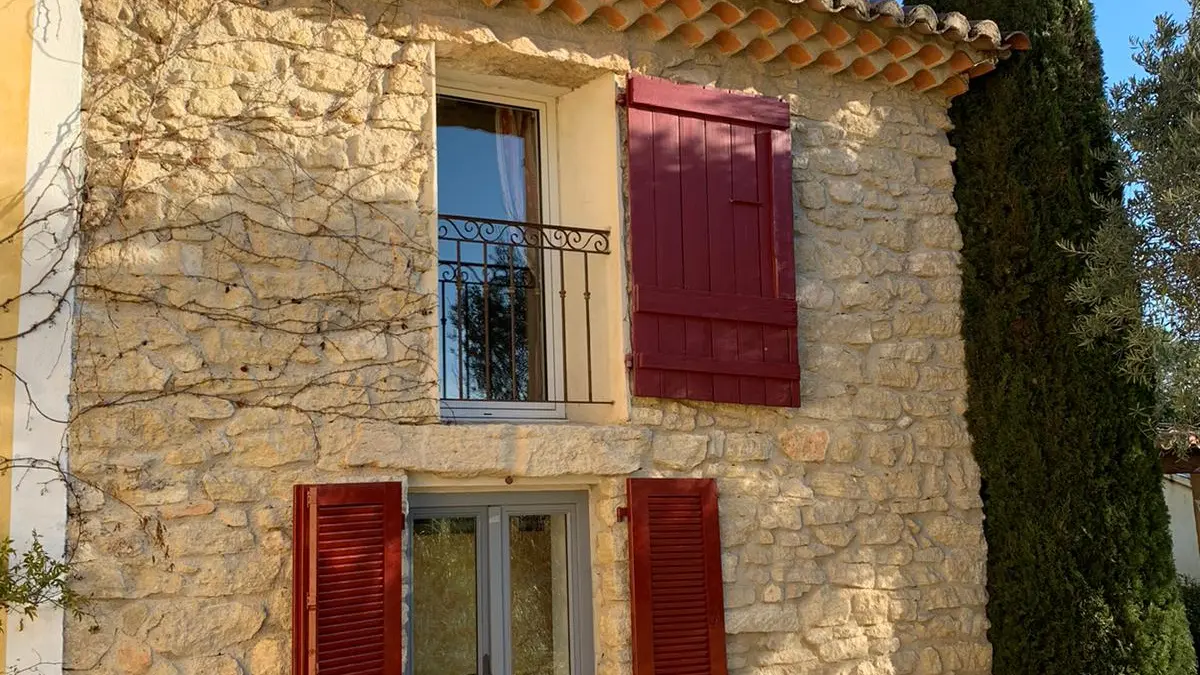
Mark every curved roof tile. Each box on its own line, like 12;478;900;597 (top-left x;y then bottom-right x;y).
480;0;1029;98
793;0;1028;52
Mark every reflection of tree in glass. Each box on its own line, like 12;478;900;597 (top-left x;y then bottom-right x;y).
509;515;557;675
452;245;544;401
413;518;478;675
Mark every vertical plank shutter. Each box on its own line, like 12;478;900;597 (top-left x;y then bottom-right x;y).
627;478;728;675
293;482;404;675
626;75;800;407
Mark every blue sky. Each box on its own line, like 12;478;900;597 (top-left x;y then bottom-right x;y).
1094;0;1190;83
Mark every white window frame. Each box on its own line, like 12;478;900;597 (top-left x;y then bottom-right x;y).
435;76;569;422
406;491;595;675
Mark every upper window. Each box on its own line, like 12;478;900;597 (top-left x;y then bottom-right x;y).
437;74;799;418
437;92;560;419
435;80;616;422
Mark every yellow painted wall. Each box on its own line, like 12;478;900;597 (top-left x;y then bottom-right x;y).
0;0;33;661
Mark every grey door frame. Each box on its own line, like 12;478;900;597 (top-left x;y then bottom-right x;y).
408;491;595;675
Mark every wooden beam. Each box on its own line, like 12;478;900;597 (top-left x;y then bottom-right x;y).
1162;453;1200;474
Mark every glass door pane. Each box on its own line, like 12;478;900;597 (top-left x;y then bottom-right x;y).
413;516;481;675
508;514;571;675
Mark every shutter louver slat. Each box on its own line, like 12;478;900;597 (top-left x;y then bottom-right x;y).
627;75;799;407
293;482;404;675
628;478;727;675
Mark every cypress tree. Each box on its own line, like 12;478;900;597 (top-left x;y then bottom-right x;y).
918;0;1195;672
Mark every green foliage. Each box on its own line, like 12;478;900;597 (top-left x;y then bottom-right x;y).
920;0;1195;672
1064;0;1200;454
0;532;82;631
1178;576;1200;660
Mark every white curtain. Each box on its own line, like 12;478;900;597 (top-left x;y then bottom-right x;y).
495;108;528;222
493;106;545;400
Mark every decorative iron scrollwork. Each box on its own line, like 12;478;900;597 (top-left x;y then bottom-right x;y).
437;213;611;406
438;214;610;255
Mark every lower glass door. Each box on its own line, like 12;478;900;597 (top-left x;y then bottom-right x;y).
412;515;483;675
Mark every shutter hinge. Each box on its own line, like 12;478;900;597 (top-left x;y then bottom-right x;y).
616;506;630;522
624;353;634;370
616;91;627;106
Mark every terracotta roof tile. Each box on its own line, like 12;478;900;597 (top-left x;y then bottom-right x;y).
480;0;1029;98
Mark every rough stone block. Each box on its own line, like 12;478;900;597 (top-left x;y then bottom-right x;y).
725;604;802;633
163;518;255;556
146;600;264;655
780;426;830;461
856;513;906;545
247;638;286;675
651;433;708;470
725;433;774;462
804;500;859;525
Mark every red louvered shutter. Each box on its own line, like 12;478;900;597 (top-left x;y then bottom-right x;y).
626;75;799;407
293;482;404;675
627;478;727;675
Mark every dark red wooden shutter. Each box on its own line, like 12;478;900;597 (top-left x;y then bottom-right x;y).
293;482;404;675
626;75;799;407
627;478;727;675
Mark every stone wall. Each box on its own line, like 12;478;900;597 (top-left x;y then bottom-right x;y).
68;1;987;674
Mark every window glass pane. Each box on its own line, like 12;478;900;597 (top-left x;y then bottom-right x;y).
509;514;571;675
413;517;479;675
437;96;546;403
436;97;541;223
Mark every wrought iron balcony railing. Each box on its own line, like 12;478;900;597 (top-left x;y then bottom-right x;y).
437;214;612;405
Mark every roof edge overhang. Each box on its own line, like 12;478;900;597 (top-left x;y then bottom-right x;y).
479;0;1029;99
